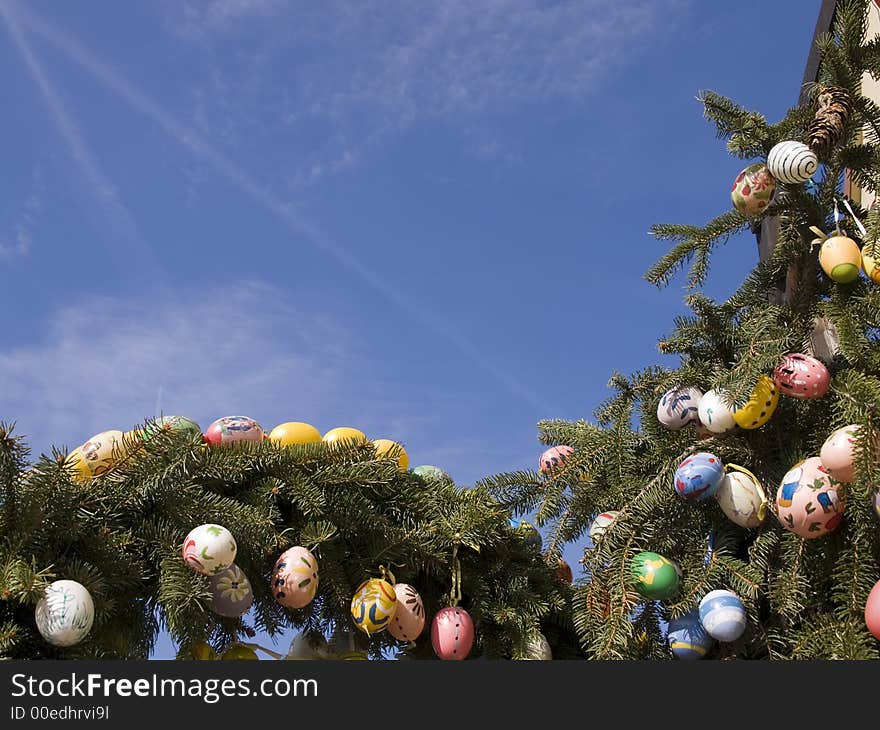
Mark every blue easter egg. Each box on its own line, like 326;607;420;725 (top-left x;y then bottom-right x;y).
674;452;725;501
699;589;746;642
667;610;713;660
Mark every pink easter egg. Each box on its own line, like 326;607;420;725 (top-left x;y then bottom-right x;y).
866;578;880;640
271;546;319;609
388;583;426;642
204;416;264;446
773;353;830;400
539;445;574;475
820;425;861;483
431;606;474;660
776;457;845;539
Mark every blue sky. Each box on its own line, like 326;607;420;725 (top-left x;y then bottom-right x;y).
0;0;823;658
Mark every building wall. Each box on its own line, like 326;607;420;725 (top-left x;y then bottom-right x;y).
856;1;880;208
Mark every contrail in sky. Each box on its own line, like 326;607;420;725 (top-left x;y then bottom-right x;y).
1;0;556;414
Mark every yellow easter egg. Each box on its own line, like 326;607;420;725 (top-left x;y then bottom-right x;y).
862;245;880;284
269;421;323;446
322;427;368;445
350;578;398;634
372;438;409;471
819;235;861;283
67;430;127;483
731;376;779;429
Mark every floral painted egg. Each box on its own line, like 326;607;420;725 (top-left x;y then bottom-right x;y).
556;558;573;584
731;163;775;215
865;578;880;640
820;425;862;483
431;606;474;660
268;421;322;446
773;353;830;400
862;245;880;284
372;439;409;471
819;235;862;283
699;590;747;642
510;519;542;549
272;546;319;609
141;416;202;441
322;426;368;445
630;551;680;600
285;631;329;660
204;416;264;446
714;465;767;528
776;457;844;538
35;580;95;648
697;389;737;434
388;583;426;642
351;578;398;634
589;510;620;541
674;453;724;501
182;524;237;576
67;430;127;483
766;140;818;184
667;610;713;660
519;632;552;660
656;386;703;429
539;445;574;475
731;376;779;429
209;564;253;618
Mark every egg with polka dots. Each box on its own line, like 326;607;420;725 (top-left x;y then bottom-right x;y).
388;583;426;642
731;376;779;429
432;606;474;660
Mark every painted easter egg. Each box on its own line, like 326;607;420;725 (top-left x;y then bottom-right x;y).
539;445;574;475
268;421;322;446
351;578;398;634
731;163;775;215
731;376;779;429
714;465;768;528
35;580;95;648
271;546;319;609
182;524;237;576
766;140;818;184
176;641;217;660
773;353;830;400
697;389;737;434
674;452;725;501
589;510;620;541
387;583;426;642
820;424;862;483
372;439;409;471
221;644;258;660
322;427;368;445
863;244;880;284
699;590;747;642
67;430;127;483
519;632;552;660
203;416;264;446
431;606;474;660
510;519;542;549
209;564;253;618
776;457;845;538
865;578;880;640
630;551;680;600
819;235;862;283
667;610;714;660
412;465;453;483
141;416;202;441
656;386;703;429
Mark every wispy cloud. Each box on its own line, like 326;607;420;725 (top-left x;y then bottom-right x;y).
0;166;43;257
172;0;281;39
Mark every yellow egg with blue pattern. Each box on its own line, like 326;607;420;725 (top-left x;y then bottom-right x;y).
731;376;779;429
351;578;398;634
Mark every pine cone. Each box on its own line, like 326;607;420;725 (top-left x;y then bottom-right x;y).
807;85;852;154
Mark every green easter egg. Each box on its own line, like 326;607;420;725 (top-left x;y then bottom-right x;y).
630;551;680;600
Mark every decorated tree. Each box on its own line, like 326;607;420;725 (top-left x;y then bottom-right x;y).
482;0;880;659
0;416;579;660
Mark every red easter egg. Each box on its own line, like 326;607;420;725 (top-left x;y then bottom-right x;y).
539;445;573;475
866;579;880;640
204;416;264;446
388;584;426;642
773;353;830;400
431;606;474;660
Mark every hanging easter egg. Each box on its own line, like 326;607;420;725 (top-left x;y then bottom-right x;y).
766;140;819;184
862;244;880;284
630;551;680;600
510;519;542;549
182;524;237;576
776;457;844;538
539;445;574;475
372;439;409;471
285;631;329;660
699;590;747;642
656;386;703;429
322;426;368;445
209;564;253;618
667;610;714;660
820;424;862;483
731;376;779;429
35;580;95;648
176;641;217;660
67;430;127;483
731;163;775;215
203;416;264;446
819;235;862;283
351;578;398;634
865;578;880;640
674;452;724;501
697;389;737;434
268;421;322;446
556;558;573;584
141;416;202;441
714;464;768;529
221;644;258;660
388;583;426;642
773;353;830;400
589;511;620;541
431;606;474;660
271;546;319;609
413;465;453;483
519;632;552;660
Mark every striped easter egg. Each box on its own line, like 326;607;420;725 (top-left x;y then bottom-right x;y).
699;589;746;642
767;140;819;184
